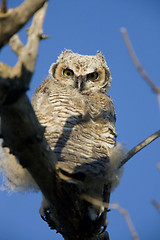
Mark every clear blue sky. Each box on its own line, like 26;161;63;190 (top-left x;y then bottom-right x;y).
0;0;160;239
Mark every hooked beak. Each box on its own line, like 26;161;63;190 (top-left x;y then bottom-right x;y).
75;75;85;92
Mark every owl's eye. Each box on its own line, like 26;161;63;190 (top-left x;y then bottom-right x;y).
63;69;74;77
87;72;99;81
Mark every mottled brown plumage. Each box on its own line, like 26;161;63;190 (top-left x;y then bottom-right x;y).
32;51;124;220
0;50;124;224
32;51;118;177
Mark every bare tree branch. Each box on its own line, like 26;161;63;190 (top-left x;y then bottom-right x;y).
0;0;7;13
120;130;160;168
0;6;159;240
0;0;48;48
9;34;24;56
120;27;160;107
0;2;48;104
0;3;111;239
121;27;160;233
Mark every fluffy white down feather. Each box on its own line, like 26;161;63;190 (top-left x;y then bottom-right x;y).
0;139;39;192
107;143;125;191
0;139;125;193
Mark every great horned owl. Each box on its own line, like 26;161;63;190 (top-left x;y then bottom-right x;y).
0;50;123;222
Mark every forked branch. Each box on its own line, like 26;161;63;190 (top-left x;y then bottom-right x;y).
0;0;48;48
0;2;48;104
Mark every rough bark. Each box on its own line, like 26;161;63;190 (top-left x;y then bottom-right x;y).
0;0;48;48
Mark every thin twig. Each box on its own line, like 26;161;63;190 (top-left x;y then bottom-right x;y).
120;27;160;106
0;0;7;13
151;164;160;214
120;130;160;168
157;163;160;171
151;200;160;213
82;194;139;240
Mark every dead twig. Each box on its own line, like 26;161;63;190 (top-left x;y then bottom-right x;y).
157;163;160;171
120;130;160;168
0;0;48;48
151;164;160;214
0;0;7;13
120;27;160;108
82;194;139;240
0;2;48;103
151;200;160;213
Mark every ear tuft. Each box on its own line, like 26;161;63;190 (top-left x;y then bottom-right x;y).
49;63;58;78
96;51;106;65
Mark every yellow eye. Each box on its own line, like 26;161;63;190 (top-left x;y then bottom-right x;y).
63;68;74;77
87;72;99;81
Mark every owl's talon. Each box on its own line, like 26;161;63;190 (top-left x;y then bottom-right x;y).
40;214;47;222
40;208;50;222
40;208;56;230
95;210;108;234
99;225;107;234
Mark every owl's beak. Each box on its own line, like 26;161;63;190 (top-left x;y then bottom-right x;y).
75;75;84;92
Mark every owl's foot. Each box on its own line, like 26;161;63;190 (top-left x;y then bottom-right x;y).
40;207;56;230
98;211;109;235
40;207;49;222
87;206;109;238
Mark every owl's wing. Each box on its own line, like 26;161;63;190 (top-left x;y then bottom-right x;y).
85;93;117;137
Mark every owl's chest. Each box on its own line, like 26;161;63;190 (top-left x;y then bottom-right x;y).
34;89;115;163
45;89;86;127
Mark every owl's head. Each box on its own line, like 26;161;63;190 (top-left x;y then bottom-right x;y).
49;50;111;94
